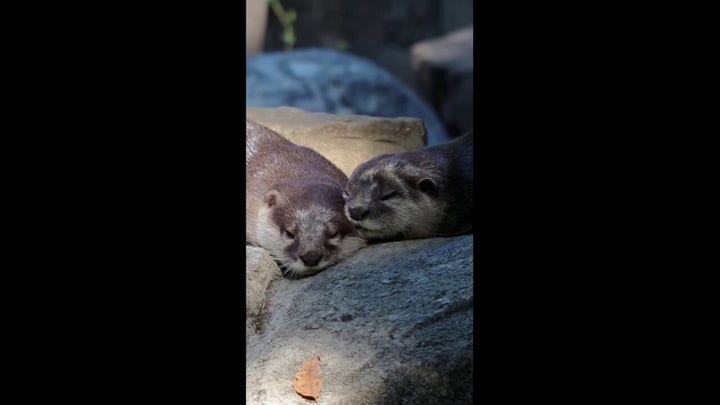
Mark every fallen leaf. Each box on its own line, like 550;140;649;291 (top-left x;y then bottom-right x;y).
292;355;321;400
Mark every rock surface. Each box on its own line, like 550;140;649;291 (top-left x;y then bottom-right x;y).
411;26;474;136
246;246;281;338
246;48;450;145
246;106;427;176
246;234;474;404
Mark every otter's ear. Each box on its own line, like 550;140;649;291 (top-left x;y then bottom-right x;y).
264;190;282;207
416;178;438;196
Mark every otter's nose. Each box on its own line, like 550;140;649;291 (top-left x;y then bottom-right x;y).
300;252;323;267
348;206;369;221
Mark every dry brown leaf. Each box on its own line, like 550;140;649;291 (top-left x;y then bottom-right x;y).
292;355;322;400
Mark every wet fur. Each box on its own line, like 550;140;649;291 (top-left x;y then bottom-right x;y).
343;131;473;241
246;120;365;278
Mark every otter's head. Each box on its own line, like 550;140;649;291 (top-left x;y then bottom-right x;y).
343;155;447;241
255;181;366;278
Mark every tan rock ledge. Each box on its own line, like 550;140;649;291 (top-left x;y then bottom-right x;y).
246;106;427;177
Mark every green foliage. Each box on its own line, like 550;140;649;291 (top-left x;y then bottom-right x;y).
268;0;296;51
334;39;348;51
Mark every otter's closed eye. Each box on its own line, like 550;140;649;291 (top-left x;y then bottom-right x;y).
327;231;339;239
282;229;295;239
380;191;397;201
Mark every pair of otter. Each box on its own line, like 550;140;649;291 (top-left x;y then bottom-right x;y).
246;120;473;278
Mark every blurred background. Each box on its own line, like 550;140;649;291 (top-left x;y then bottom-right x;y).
246;0;473;144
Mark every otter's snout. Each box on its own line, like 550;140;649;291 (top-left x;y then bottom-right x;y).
347;206;369;221
300;251;323;267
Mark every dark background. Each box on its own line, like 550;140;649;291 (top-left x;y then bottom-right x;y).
263;0;473;92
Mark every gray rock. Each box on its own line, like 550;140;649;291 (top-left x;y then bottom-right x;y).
246;48;450;145
246;246;281;338
411;26;474;136
246;234;473;404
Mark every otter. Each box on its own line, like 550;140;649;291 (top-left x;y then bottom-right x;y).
343;130;473;241
246;120;366;278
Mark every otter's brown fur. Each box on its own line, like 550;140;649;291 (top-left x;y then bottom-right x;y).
343;131;473;241
246;120;365;278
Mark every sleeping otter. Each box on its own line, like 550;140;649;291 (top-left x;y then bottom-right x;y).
343;130;473;241
246;120;366;278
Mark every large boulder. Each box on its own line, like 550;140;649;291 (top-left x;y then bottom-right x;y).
246;234;474;404
246;106;426;177
246;48;450;145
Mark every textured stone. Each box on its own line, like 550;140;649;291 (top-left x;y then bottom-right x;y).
246;48;451;145
246;235;474;404
246;106;426;177
411;26;473;72
246;246;281;338
411;26;474;136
